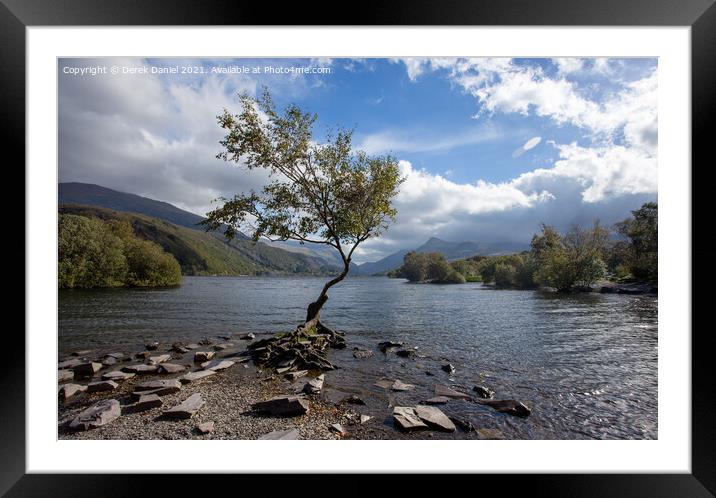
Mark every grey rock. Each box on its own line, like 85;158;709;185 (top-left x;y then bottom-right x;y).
477;399;532;417
133;393;163;411
391;380;415;391
284;370;308;381
213;343;233;351
73;362;102;377
472;385;495;399
101;357;117;366
198;338;213;346
101;370;135;382
179;370;216;384
145;342;159;351
477;428;505;439
59;383;87;400
201;359;236;371
69;399;121;431
194;351;215;363
415;405;456;432
185;343;200;350
424;396;450;405
122;364;159;374
434;384;471;399
341;395;366;405
378;341;403;353
58;358;83;369
441;363;456;374
329;423;346;436
71;350;93;357
148;354;171;364
105;352;127;360
135;379;182;392
251;396;310;417
238;333;255;341
197;421;215;434
449;416;476;432
359;415;372;424
165;393;204;419
352;348;374;359
302;374;325;394
395;349;416;358
373;378;394;389
135;351;151;360
87;380;119;393
258;428;300;440
58;369;74;382
157;363;186;374
393;406;428;431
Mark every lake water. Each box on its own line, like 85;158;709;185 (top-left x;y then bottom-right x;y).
58;276;658;439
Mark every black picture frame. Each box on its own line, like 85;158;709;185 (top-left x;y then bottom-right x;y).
4;0;712;494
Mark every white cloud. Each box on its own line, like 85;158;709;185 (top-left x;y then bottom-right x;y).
512;136;542;157
355;125;504;155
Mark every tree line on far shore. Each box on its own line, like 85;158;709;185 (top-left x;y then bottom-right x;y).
59;213;182;289
389;202;657;291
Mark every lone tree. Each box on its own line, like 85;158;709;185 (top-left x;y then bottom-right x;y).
203;89;403;335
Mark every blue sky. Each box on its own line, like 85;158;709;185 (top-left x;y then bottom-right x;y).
59;57;658;262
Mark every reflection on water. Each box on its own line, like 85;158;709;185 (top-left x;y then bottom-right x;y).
59;276;657;439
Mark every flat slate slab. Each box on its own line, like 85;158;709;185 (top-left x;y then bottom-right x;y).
71;350;93;357
122;364;159;374
373;378;394;389
133;393;163;411
284;370;308;381
73;362;102;376
148;354;171;364
477;399;532;417
252;396;309;417
58;369;74;382
393;406;428;431
258;428;300;440
59;383;87;400
101;370;135;382
197;421;215;434
58;358;83;370
434;384;471;399
201;359;236;371
165;393;204;419
135;379;182;392
69;399;121;431
179;369;217;384
156;363;186;374
87;380;119;393
424;396;450;405
302;374;325;394
391;380;415;391
194;351;215;362
415;405;456;432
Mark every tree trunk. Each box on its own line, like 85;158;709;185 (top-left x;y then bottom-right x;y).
302;261;349;331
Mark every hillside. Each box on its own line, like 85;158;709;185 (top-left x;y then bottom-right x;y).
58;182;342;273
356;237;528;275
59;205;339;276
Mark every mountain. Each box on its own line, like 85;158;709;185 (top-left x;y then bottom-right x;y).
58;183;341;274
356;237;528;275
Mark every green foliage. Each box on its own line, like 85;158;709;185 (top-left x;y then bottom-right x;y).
204;88;404;276
532;222;609;291
613;202;657;283
477;253;536;289
58;213;181;289
394;251;466;284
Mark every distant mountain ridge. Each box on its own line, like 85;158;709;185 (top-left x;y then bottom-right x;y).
356;237;528;275
58;183;341;274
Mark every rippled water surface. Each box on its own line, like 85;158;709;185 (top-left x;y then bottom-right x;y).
59;276;658;439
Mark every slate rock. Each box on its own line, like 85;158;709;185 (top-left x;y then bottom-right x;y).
59;383;87;400
179;370;217;384
122;364;159;374
393;406;428;431
69;399;121;431
284;370;308;381
434;384;471;399
87;380;119;393
135;379;182;392
360;415;372;424
391;380;415;391
352;348;374;359
135;351;151;360
378;341;403;353
197;421;215;434
201;359;236;371
472;385;495;399
415;405;456;432
58;358;83;370
239;333;255;341
185;343;200;350
477;428;505;439
251;396;310;417
101;370;135;382
73;362;102;377
71;350;93;357
157;363;186;374
441;363;456;374
396;349;416;358
478;399;532;417
373;378;393;389
101;357;117;366
148;354;171;364
330;423;347;436
449;416;476;432
302;374;325;394
58;369;74;382
133;393;163;411
145;342;159;351
194;351;215;363
165;393;204;419
258;428;300;440
424;396;450;405
341;395;366;405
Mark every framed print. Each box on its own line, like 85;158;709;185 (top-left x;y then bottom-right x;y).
4;0;713;494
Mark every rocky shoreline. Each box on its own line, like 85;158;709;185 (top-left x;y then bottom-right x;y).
58;333;532;440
